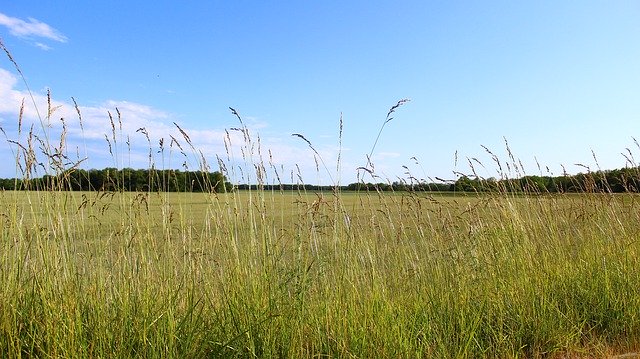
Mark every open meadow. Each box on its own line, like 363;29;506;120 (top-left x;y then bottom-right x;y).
2;3;640;357
2;39;639;357
1;188;640;357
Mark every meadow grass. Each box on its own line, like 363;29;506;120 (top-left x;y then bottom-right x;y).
2;41;640;357
1;187;640;358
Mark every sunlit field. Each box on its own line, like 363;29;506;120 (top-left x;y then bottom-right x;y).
2;41;640;358
1;187;640;358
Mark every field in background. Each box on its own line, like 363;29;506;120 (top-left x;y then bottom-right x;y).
1;188;639;358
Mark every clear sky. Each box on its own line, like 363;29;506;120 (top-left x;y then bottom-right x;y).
1;1;639;185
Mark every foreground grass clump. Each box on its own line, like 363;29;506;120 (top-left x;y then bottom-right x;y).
1;187;639;358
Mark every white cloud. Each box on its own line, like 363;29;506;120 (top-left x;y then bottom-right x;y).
34;42;52;51
0;68;368;183
0;67;332;183
0;68;19;106
0;12;67;44
242;116;268;130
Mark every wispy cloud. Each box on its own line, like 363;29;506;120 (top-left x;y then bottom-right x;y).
34;42;52;51
0;12;68;45
0;67;326;183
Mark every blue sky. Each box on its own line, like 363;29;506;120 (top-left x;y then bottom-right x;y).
1;1;639;185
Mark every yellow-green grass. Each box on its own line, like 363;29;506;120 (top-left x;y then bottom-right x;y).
1;188;639;358
2;40;637;356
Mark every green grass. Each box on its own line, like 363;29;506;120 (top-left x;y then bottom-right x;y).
1;45;639;356
1;188;639;358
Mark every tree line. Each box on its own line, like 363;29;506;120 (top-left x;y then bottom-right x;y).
0;168;231;193
449;166;640;193
1;166;639;193
239;166;640;193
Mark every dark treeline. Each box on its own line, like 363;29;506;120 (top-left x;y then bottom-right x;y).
233;166;640;193
2;166;640;193
0;168;231;193
449;166;640;193
234;182;452;192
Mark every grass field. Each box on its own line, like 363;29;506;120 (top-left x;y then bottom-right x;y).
1;48;638;356
1;188;639;358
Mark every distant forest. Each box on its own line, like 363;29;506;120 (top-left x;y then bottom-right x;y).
1;166;640;193
0;168;231;193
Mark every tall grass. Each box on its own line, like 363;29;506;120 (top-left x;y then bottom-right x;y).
1;43;640;358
